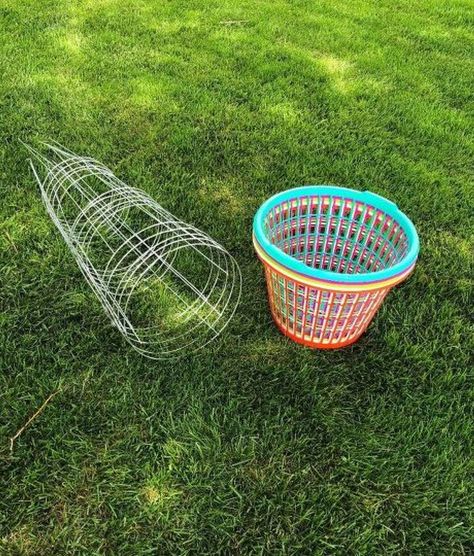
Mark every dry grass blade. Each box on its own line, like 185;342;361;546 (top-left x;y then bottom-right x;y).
9;389;61;453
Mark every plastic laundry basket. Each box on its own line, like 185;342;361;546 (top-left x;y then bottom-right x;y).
253;186;419;349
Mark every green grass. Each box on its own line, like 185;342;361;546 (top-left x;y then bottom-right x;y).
1;0;473;553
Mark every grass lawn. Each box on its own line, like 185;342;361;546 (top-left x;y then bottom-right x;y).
1;0;473;553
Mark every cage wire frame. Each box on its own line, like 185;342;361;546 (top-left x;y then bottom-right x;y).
25;142;242;359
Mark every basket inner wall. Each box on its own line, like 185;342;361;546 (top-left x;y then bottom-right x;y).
263;194;410;275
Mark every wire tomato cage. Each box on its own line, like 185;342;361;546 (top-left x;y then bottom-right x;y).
25;142;242;359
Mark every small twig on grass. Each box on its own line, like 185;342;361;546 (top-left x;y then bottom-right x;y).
9;389;61;453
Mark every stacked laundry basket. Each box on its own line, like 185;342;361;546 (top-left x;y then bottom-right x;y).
253;186;419;348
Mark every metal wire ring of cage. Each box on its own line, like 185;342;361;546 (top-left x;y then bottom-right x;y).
26;142;242;359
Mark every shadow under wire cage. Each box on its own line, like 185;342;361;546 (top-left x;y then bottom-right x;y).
27;143;242;359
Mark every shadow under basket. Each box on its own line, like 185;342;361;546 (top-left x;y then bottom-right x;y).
253;186;419;349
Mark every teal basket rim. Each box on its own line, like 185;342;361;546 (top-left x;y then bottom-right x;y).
253;185;420;285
